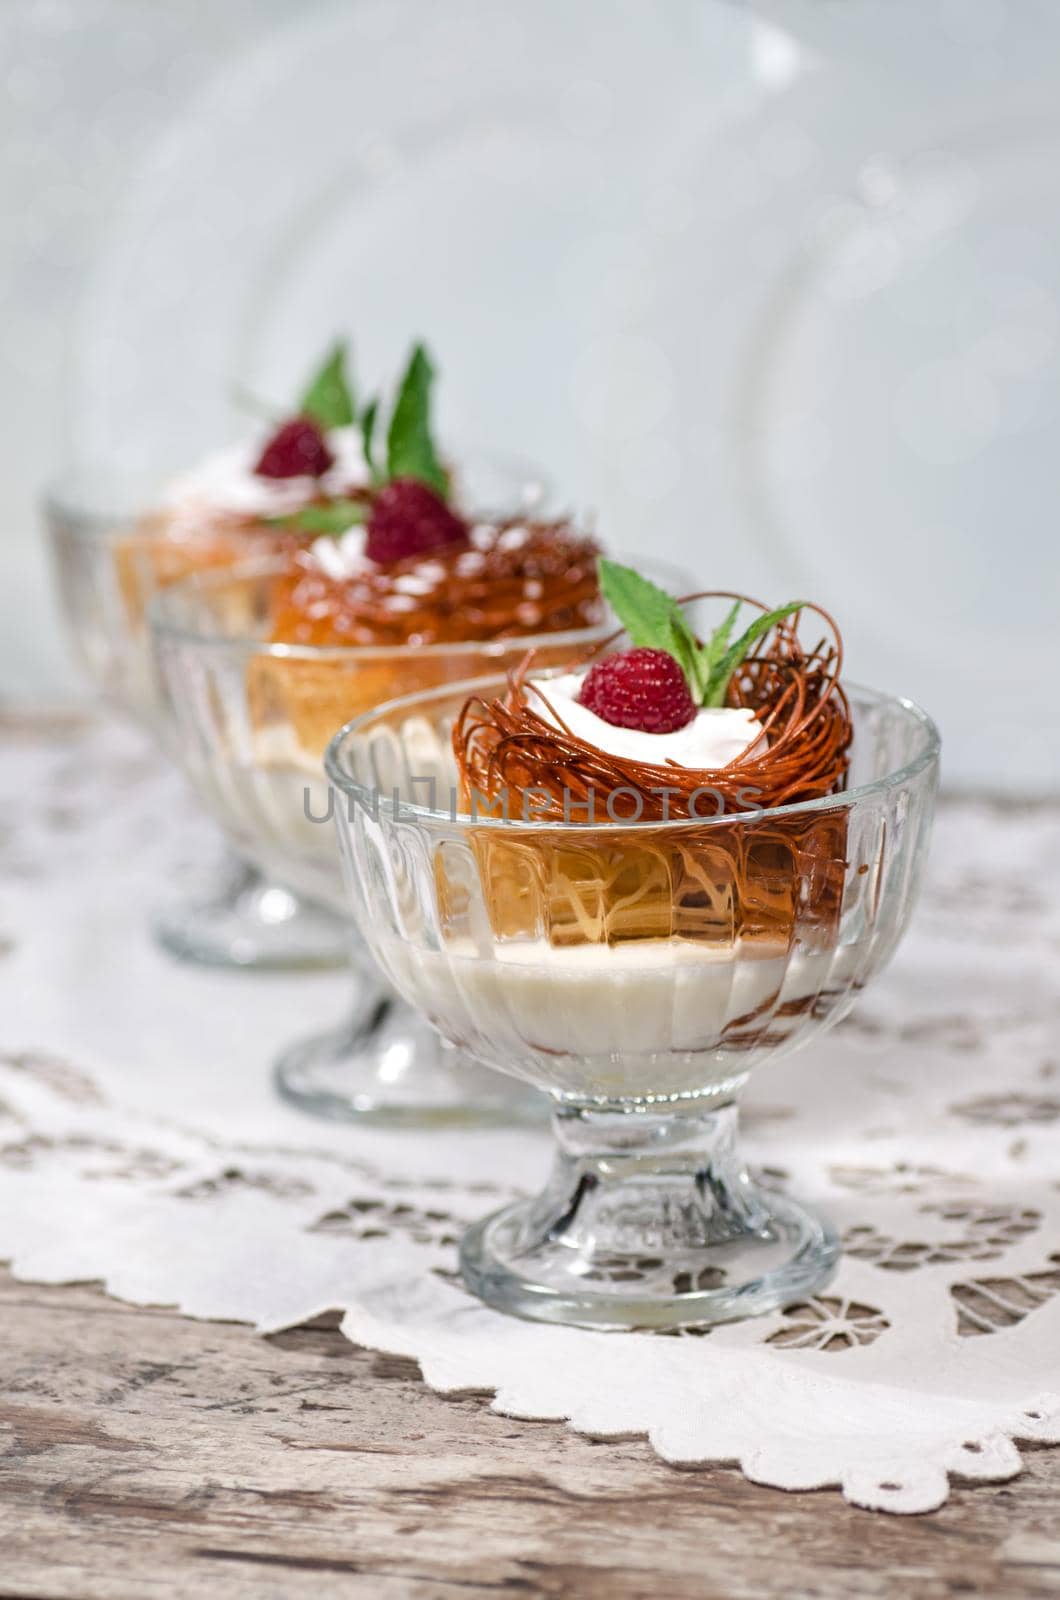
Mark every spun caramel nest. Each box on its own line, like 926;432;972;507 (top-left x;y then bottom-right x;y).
268;518;603;647
453;593;853;820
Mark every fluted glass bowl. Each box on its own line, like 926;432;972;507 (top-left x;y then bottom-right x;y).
43;469;350;970
150;556;688;1124
325;672;940;1330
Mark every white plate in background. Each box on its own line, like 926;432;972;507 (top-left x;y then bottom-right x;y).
602;49;1060;790
72;0;1060;787
72;0;766;488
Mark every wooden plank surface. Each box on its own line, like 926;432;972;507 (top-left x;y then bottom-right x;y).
0;1272;1058;1599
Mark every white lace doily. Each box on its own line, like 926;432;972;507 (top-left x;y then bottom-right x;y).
3;713;1059;1514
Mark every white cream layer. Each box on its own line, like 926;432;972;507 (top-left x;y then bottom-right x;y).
527;671;764;769
381;934;856;1093
162;425;369;518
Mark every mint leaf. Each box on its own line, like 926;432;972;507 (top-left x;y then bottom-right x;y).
703;603;803;707
598;558;680;649
360;396;382;485
299;341;356;431
599;557;703;697
598;560;804;711
270;499;367;536
681;600;741;703
703;600;741;676
665;609;707;700
386;342;447;496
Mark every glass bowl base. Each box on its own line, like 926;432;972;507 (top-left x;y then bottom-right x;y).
459;1100;839;1330
273;997;547;1129
152;856;351;971
460;1189;838;1331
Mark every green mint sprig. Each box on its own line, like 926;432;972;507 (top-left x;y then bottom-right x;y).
231;341;357;430
302;338;448;495
268;338;450;532
383;342;447;496
355;340;449;496
270;499;368;536
299;341;357;431
360;396;381;485
597;558;803;709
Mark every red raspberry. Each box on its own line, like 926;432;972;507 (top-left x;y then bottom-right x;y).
578;648;696;734
254;417;334;479
365;478;468;565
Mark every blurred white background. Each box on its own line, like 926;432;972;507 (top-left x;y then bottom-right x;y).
3;0;1059;789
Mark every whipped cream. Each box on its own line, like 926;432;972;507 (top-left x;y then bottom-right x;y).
162;425;369;518
526;671;764;770
309;526;369;579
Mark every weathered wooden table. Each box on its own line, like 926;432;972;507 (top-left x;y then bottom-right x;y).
2;1269;1058;1599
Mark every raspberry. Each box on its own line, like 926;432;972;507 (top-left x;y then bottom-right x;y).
365;478;468;565
578;648;696;734
254;417;334;479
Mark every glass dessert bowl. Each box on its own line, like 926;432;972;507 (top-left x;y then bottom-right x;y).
45;473;360;971
46;338;532;971
150;537;671;1125
43;340;382;970
324;572;940;1329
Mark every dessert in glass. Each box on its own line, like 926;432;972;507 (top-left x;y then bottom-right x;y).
45;339;380;969
325;563;940;1328
152;401;670;1123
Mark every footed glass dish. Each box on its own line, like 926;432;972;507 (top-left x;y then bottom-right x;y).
44;470;351;970
150;559;687;1125
325;673;940;1330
